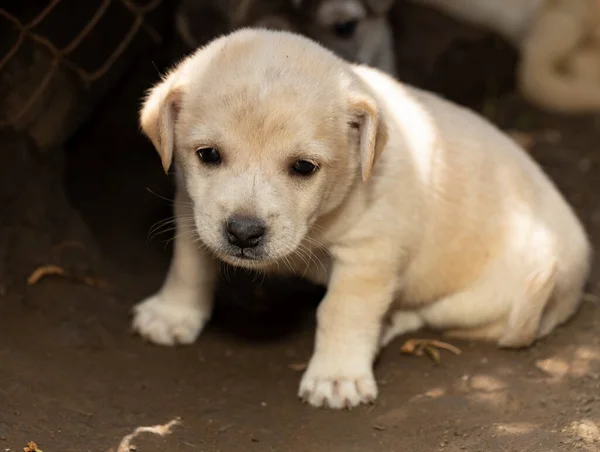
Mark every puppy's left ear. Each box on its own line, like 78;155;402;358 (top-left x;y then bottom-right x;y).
140;74;183;174
349;94;388;182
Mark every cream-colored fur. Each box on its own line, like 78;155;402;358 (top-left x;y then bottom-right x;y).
133;29;591;409
412;0;600;113
176;0;397;76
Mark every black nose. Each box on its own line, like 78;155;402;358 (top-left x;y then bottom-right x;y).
225;216;267;248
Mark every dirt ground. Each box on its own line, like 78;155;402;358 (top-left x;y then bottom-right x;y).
1;5;600;452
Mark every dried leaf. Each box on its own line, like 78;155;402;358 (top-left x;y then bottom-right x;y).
413;345;425;357
400;340;420;355
402;339;462;355
424;339;462;355
26;264;109;290
27;265;66;285
24;441;43;452
424;345;441;365
401;338;462;364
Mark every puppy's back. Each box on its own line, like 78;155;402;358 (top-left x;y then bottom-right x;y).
352;63;590;303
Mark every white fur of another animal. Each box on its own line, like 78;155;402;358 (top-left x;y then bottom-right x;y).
410;0;600;113
175;0;397;76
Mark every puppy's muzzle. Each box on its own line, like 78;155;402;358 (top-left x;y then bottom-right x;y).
224;216;267;252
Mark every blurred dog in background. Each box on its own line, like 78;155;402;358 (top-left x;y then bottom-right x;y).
176;0;397;76
410;0;600;114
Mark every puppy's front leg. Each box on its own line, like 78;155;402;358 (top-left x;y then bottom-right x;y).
299;251;397;409
132;190;218;346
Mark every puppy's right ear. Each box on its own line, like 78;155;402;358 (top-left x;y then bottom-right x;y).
140;76;183;174
348;92;388;182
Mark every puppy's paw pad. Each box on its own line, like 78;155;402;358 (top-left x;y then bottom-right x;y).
132;295;207;346
298;374;378;409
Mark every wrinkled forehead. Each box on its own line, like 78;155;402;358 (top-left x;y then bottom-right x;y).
179;93;344;164
179;71;346;158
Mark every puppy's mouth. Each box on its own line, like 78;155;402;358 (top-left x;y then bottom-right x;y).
217;246;273;268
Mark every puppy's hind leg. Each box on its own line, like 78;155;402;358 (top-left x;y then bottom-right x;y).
415;262;521;345
417;286;512;345
537;289;582;340
537;255;590;339
416;257;558;348
379;310;425;348
497;263;557;348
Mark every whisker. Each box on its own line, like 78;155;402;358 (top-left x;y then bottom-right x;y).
147;215;196;241
145;188;194;208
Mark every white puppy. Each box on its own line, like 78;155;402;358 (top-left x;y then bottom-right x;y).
133;29;591;409
411;0;600;113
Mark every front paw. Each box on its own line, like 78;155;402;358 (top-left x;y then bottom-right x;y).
132;294;209;346
298;357;378;409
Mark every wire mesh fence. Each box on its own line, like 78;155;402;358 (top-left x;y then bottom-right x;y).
0;0;170;151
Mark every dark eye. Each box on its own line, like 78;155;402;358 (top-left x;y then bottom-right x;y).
333;20;358;39
196;147;221;165
291;159;318;176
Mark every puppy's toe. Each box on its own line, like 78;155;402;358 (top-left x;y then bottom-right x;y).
132;295;208;346
298;372;378;409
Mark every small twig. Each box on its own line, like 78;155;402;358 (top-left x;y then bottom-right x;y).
27;264;109;290
401;339;462;355
401;339;462;365
27;265;66;284
110;418;182;452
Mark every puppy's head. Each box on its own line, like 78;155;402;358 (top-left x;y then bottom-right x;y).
141;29;387;268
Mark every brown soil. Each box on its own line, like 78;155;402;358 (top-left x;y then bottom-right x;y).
1;5;599;452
